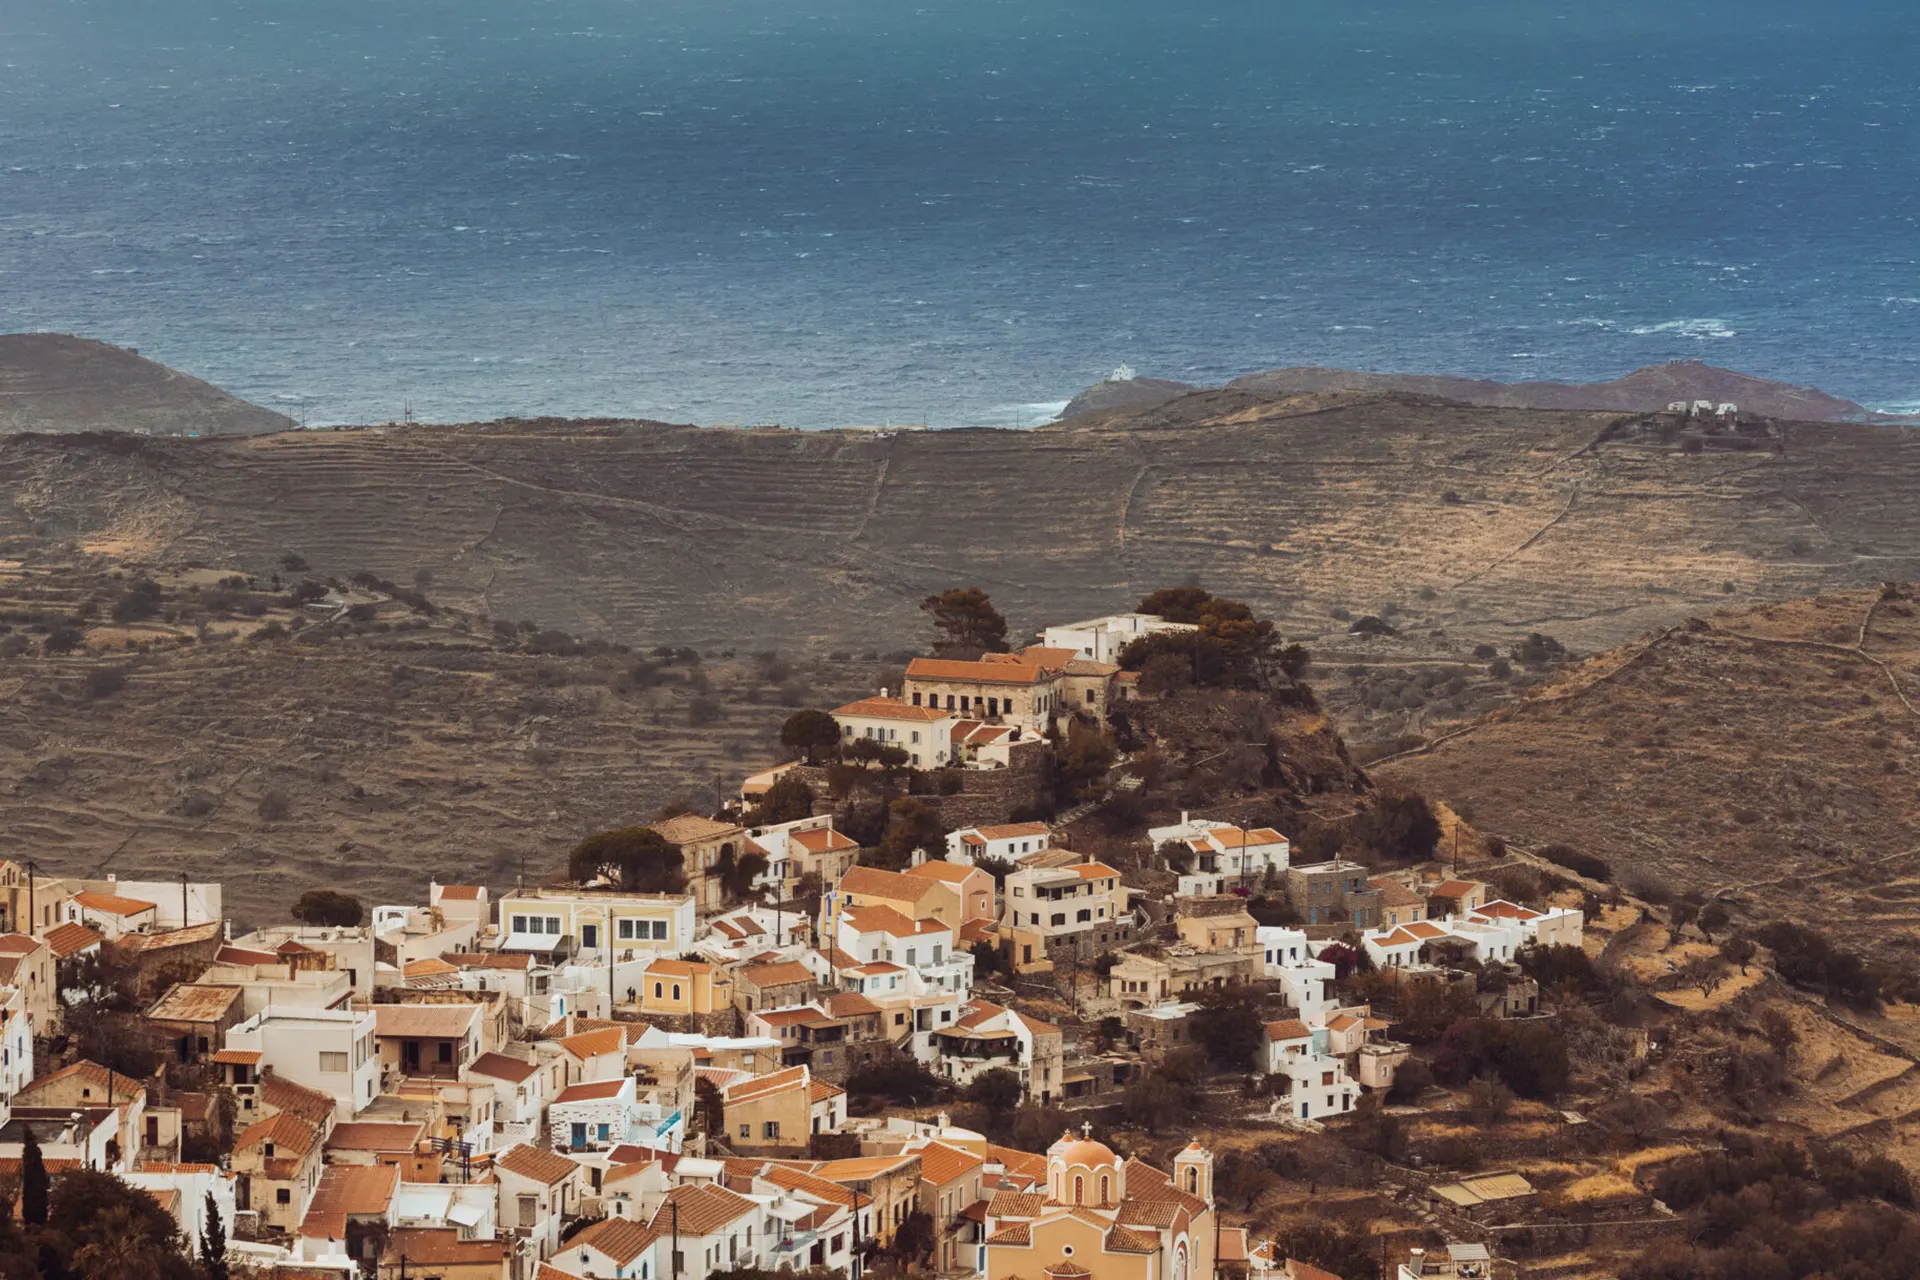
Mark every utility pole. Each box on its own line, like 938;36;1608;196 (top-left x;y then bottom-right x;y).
25;860;36;937
180;871;189;929
671;1197;681;1280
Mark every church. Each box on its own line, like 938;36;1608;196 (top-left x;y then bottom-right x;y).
981;1128;1222;1280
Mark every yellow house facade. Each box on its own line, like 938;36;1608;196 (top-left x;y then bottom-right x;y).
638;958;728;1017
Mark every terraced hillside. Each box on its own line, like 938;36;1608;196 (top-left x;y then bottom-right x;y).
0;563;883;921
1384;588;1920;958
7;391;1920;669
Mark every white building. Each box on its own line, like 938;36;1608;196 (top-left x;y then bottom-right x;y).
494;889;696;962
1041;613;1197;665
1272;1047;1360;1122
223;1005;381;1121
1258;926;1337;1027
945;822;1052;865
834;905;972;995
829;695;956;769
494;1144;587;1265
552;1077;650;1153
1148;814;1290;886
645;1184;768;1280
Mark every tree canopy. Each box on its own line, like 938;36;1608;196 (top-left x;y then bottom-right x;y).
290;889;363;928
780;709;842;765
568;827;689;893
1123;587;1278;687
747;773;815;826
920;587;1010;657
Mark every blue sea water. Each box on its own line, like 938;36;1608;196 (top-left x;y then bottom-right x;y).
1;0;1916;428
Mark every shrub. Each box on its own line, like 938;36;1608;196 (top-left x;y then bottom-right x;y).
111;578;164;623
1432;1017;1570;1098
257;788;292;822
83;667;127;700
1540;843;1612;881
43;626;84;655
687;696;724;727
291;888;363;926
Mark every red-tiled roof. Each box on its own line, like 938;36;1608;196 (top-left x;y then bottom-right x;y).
833;697;950;723
906;658;1051;686
71;891;155;917
495;1144;582;1187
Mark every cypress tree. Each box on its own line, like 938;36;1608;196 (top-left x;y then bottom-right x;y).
20;1127;47;1226
199;1189;229;1280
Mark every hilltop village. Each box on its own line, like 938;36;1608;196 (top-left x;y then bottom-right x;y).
6;584;1913;1280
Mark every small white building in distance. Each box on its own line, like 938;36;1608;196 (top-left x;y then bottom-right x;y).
945;821;1052;864
1041;612;1197;665
1148;813;1291;885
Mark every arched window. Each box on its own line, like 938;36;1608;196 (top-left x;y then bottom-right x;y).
1186;1167;1199;1193
1073;1176;1084;1205
672;983;683;1000
1099;1174;1111;1204
654;981;664;998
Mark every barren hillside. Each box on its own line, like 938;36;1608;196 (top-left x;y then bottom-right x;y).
0;562;883;922
0;334;292;436
1384;588;1920;958
5;391;1920;667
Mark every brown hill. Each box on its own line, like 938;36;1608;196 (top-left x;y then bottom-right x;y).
0;334;292;437
6;391;1920;668
1383;588;1920;957
0;561;883;922
1062;360;1880;423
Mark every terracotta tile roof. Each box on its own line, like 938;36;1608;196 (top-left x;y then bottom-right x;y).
905;861;978;885
824;991;881;1018
1376;884;1426;908
738;961;814;989
327;1122;425;1152
374;1003;480;1039
211;1049;262;1066
837;866;941;904
0;1156;79;1177
842;904;945;938
1072;862;1122;881
1371;928;1421;948
1106;1224;1162;1253
137;1160;220;1175
832;696;951;723
988;1146;1048;1183
383;1229;510;1266
809;1079;844;1104
43;922;103;959
1473;900;1544;921
403;957;459;979
1265;1019;1312;1042
1404;921;1449;940
214;944;279;966
261;1075;336;1127
1326;1013;1363;1032
973;822;1053;841
764;1165;865;1209
236;1112;320;1178
754;1005;829;1028
648;1184;757;1235
71;891;155;916
650;814;743;845
568;1216;660;1266
646;957;710;978
495;1144;582;1186
468;1051;538;1084
791;827;858;853
0;934;39;956
907;658;1051;686
436;885;485;901
985;1223;1031;1245
1431;880;1480;897
814;1153;919;1182
145;983;242;1024
723;1065;809;1103
559;1027;627;1059
301;1164;399;1238
555;1079;629;1104
123;920;223;952
19;1060;144;1105
917;1141;983;1187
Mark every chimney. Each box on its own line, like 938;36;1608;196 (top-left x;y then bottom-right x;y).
880;687;889;700
1407;1248;1424;1276
1181;811;1190;826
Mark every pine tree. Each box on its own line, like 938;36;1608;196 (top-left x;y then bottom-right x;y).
199;1190;229;1280
20;1127;47;1226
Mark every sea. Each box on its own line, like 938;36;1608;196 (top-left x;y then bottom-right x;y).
2;0;1916;429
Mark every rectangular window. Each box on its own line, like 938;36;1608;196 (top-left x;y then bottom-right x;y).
277;1188;291;1205
652;920;668;940
318;1051;348;1074
739;1124;751;1139
438;1042;454;1063
511;915;527;933
911;731;920;744
911;692;922;706
763;1121;781;1139
618;919;635;940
